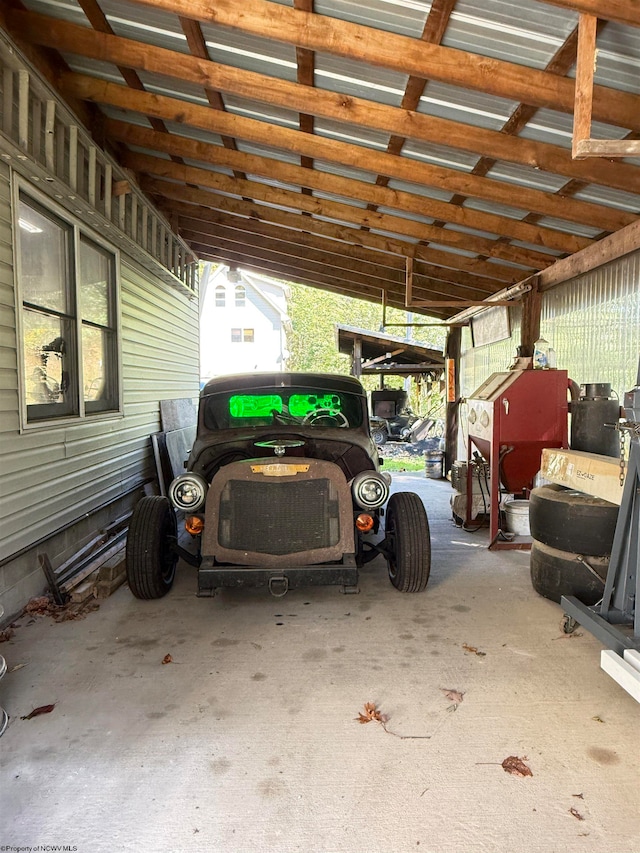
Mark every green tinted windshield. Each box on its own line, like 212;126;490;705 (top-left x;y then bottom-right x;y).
203;387;363;430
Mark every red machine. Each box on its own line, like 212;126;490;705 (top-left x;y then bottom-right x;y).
466;369;569;549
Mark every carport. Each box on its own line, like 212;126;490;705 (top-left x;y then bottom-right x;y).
0;1;640;850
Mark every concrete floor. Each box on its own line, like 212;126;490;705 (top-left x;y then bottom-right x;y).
0;473;638;853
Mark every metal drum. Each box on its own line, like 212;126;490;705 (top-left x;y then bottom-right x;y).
570;382;620;458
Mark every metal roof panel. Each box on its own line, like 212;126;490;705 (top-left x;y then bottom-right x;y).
313;0;431;38
416;81;520;131
443;0;576;69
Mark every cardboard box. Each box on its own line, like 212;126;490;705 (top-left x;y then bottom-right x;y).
541;448;624;506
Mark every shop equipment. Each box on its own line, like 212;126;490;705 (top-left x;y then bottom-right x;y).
562;359;640;700
466;369;569;549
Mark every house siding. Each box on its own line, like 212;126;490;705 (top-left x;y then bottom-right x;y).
0;173;199;617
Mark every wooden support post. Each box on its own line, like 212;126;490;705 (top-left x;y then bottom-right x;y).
405;256;413;307
573;13;597;160
520;277;542;357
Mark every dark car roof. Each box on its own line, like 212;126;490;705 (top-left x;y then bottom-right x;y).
201;372;366;397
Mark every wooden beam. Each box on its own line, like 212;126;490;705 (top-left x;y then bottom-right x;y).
128;154;557;268
573;13;597;160
572;14;640;159
113;0;640;131
181;221;501;301
542;0;640;29
60;75;635;237
538;215;640;291
144;182;526;282
410;300;513;307
164;200;519;290
182;227;483;300
194;244;449;316
105;119;592;254
406;257;414;308
12;10;640;194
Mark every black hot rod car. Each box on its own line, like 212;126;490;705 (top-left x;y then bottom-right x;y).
126;372;431;598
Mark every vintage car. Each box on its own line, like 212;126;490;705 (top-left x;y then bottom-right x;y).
126;372;431;598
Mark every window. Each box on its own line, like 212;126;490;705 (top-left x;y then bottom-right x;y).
235;284;246;307
18;192;119;423
230;328;254;343
215;285;226;308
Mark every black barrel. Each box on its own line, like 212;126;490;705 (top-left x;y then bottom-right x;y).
570;382;620;458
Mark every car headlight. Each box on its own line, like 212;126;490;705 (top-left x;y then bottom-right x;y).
168;473;208;512
351;471;390;510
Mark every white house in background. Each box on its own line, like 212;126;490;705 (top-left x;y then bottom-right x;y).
200;264;291;382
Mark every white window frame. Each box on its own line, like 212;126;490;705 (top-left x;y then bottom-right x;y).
14;180;123;431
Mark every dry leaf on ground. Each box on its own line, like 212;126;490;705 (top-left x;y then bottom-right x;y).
0;628;15;643
572;793;585;799
501;756;533;777
162;654;173;665
440;688;464;705
8;663;27;673
21;703;56;720
462;643;486;657
569;807;585;821
355;701;387;724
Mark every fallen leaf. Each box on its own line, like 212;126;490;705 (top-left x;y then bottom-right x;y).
0;628;15;643
569;807;585;821
440;688;464;705
572;793;584;799
462;643;486;657
21;703;55;720
24;595;54;615
501;756;533;777
8;663;27;673
355;701;387;724
162;654;173;665
592;715;605;723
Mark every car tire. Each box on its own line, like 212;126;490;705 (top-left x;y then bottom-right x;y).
530;539;608;606
385;492;431;592
529;484;619;556
126;496;178;599
372;427;387;446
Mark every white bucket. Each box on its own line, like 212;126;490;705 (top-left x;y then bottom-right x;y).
425;451;443;479
503;499;531;536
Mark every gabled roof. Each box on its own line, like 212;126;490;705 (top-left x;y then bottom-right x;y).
4;0;640;319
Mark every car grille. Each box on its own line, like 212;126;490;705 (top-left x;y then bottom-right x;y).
218;478;340;555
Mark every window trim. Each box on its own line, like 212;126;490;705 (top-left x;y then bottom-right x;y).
215;284;226;308
14;179;123;431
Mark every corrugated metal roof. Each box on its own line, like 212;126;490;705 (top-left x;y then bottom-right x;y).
314;0;431;38
416;81;520;131
314;53;408;108
7;0;640;317
444;0;576;69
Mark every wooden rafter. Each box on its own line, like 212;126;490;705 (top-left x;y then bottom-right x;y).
572;14;640;159
121;0;640;132
59;75;636;239
10;10;640;196
150;196;522;284
128;155;556;268
105;120;592;254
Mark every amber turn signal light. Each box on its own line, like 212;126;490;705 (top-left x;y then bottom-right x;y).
355;513;374;532
185;516;204;535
